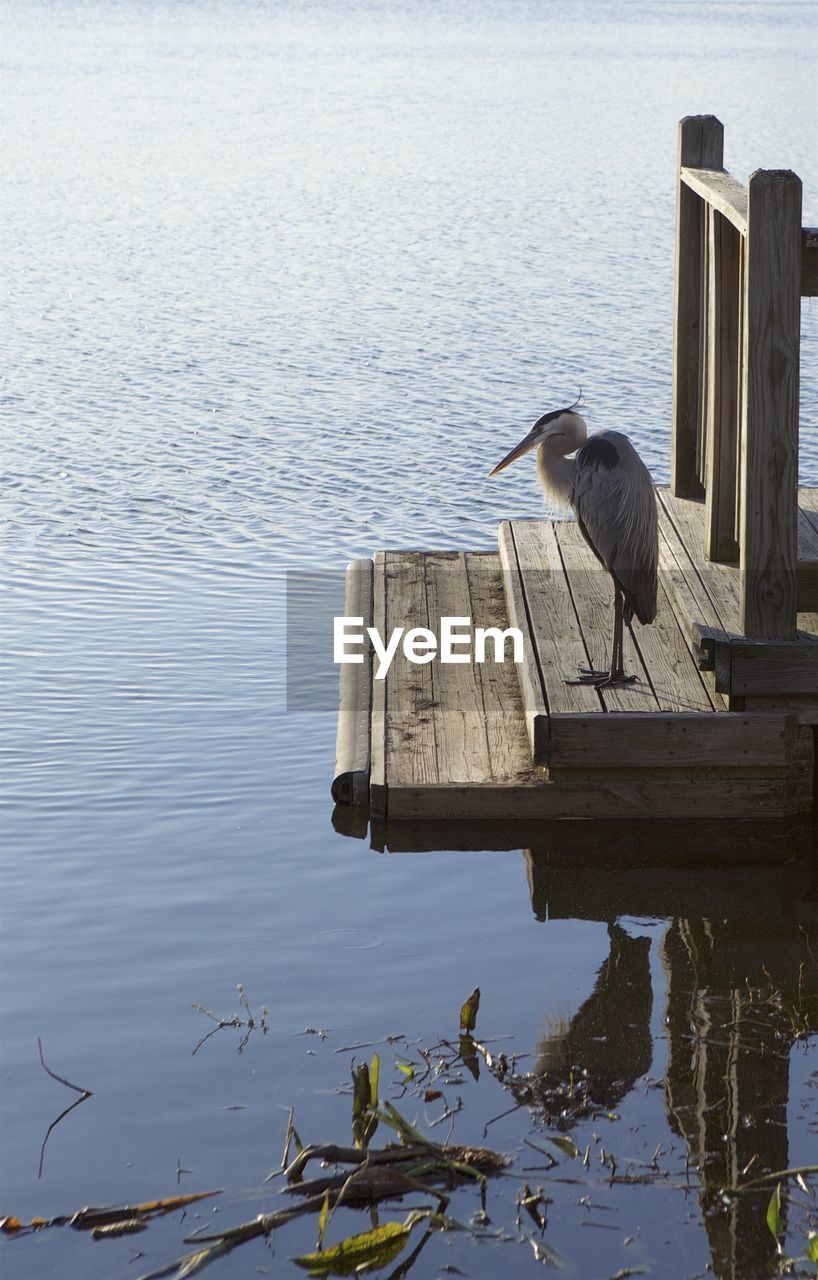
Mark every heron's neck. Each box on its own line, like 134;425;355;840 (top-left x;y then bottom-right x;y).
536;440;575;506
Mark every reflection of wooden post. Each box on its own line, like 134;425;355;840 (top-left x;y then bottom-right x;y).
672;115;723;499
661;920;813;1280
739;170;802;638
703;210;741;562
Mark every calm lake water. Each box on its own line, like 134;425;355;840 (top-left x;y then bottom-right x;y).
2;2;817;1277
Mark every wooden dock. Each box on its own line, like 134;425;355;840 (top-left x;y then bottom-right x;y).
332;116;818;822
332;497;816;820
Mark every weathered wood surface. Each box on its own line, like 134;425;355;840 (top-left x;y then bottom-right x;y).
680;166;747;233
802;227;818;297
657;487;818;692
739;169;802;639
511;522;601;716
376;814;813;867
496;522;553;757
552;521;656;712
385;551;438;790
548;711;792;771
704;208;741;563
672;115;724;500
369;552;388;818
661;488;818;619
727;640;818;695
385;777;803;821
423;552;492;785
466;552;529;783
742;694;818;727
658;488;740;633
797;506;818;613
332;560;374;806
344;526;816;818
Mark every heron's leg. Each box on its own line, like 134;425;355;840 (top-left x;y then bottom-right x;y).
572;591;620;681
570;586;637;687
605;589;637;685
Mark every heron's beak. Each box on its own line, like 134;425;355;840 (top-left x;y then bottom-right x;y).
489;430;540;477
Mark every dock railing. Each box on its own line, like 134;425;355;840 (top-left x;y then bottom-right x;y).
670;114;818;639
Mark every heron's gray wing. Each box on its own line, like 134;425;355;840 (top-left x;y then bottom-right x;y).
571;432;658;625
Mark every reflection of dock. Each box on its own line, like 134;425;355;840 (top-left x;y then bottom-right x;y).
333;116;818;821
662;919;816;1280
527;915;817;1280
336;790;818;1279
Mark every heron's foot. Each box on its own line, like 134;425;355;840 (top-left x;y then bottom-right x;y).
594;671;638;689
565;666;638;689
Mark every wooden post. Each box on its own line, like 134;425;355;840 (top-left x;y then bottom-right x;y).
739;170;802;639
703;209;741;561
672;115;724;499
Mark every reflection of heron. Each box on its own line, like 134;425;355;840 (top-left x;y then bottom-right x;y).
490;403;658;686
535;924;653;1111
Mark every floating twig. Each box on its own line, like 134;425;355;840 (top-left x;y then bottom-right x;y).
36;1038;93;1180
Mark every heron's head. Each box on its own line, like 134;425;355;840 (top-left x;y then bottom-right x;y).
488;408;586;477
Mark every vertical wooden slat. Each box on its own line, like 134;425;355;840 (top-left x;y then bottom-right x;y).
696;211;710;487
672;115;724;499
739;169;802;639
735;236;746;547
369;552;387;817
704;210;741;562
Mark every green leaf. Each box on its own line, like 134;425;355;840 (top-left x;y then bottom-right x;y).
396;1062;417;1080
369;1054;380;1109
317;1193;330;1250
766;1183;782;1240
293;1220;412;1276
459;988;480;1033
352;1063;371;1122
458;1035;479;1081
547;1135;580;1159
805;1232;818;1263
375;1101;428;1146
175;1241;232;1278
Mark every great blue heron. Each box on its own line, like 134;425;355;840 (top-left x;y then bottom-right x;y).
489;405;658;687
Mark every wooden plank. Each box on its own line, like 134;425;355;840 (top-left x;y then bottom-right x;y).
801;488;818;528
672;116;724;499
739;169;802;639
659;489;741;629
384;551;439;791
465;552;536;784
703;209;741;562
742;694;818;726
497;521;549;759
802;227;818;298
728;638;818;695
384;817;812;863
424;552;492;785
548;711;792;771
553;521;658;712
632;571;716;712
657;491;730;673
369;553;388;818
385;776;797;821
797;507;818;613
680;166;748;233
511;521;602;733
332;559;373;806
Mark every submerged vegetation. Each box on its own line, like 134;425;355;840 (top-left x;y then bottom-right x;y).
3;975;817;1279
